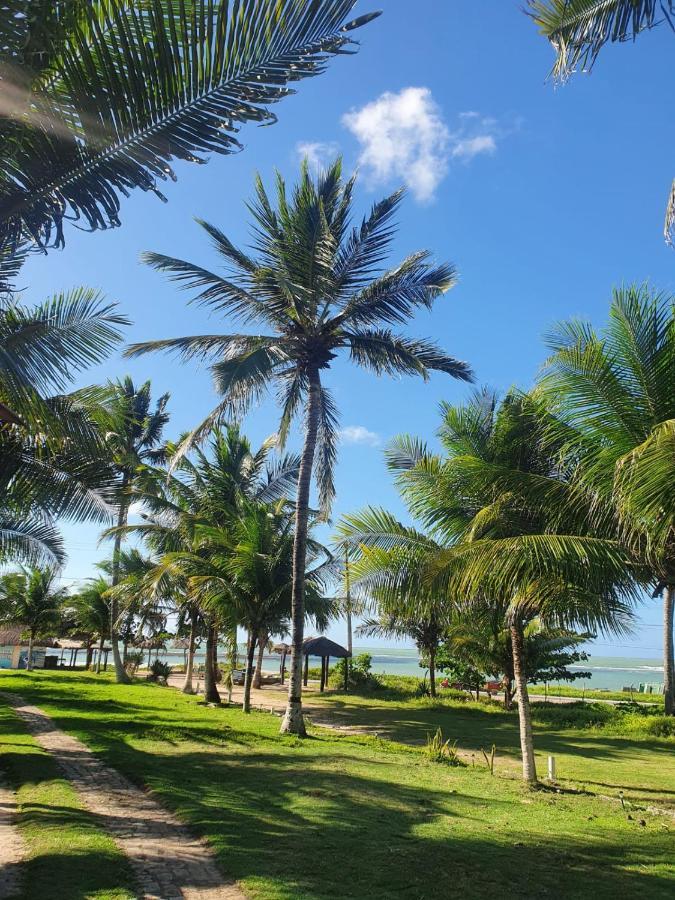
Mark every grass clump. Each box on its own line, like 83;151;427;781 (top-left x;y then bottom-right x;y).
425;727;466;766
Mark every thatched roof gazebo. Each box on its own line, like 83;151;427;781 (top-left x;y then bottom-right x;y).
302;636;351;692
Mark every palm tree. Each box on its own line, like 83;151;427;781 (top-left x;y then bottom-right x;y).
380;390;637;784
0;289;128;565
527;1;675;243
101;377;169;684
0;1;380;257
539;285;675;712
198;504;333;711
128;159;472;734
107;425;301;697
0;567;66;669
70;577;110;673
336;509;450;698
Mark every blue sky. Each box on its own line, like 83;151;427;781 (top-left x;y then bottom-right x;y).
22;1;673;658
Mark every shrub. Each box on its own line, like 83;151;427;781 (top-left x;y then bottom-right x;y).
148;659;172;682
331;653;381;692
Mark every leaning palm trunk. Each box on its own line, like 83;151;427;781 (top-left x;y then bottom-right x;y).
281;369;322;736
252;630;267;690
203;624;221;704
664;585;674;715
182;608;198;694
510;621;538;785
243;633;257;713
110;483;132;685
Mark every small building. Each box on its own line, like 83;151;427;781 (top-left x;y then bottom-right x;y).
0;627;54;670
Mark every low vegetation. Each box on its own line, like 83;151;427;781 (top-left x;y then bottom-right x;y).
1;671;673;900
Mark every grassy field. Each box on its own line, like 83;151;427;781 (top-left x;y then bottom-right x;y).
0;702;135;900
310;688;675;808
0;670;673;900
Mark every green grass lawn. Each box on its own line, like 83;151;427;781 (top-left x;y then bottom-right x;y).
0;702;135;900
310;689;675;808
1;670;673;900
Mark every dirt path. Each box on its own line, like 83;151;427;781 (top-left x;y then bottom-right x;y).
0;776;25;899
3;692;245;900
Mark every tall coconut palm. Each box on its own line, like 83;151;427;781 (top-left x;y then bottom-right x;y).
0;567;66;669
539;285;675;712
0;1;380;257
378;390;637;784
128;159;471;733
527;1;675;243
100;377;169;683
0;289;128;565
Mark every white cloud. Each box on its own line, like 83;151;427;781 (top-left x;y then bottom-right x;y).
342;89;503;202
296;140;340;172
343;87;448;203
451;134;496;160
339;425;380;447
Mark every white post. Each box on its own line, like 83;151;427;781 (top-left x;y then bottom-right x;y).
547;755;556;781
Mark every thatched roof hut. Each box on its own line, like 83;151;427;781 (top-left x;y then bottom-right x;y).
302;636;350;659
302;636;350;692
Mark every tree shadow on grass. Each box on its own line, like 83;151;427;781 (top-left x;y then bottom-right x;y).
98;739;675;900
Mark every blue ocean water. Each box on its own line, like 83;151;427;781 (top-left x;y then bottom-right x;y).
158;644;664;692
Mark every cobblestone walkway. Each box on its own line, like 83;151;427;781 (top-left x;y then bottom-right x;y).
3;693;244;900
0;776;25;899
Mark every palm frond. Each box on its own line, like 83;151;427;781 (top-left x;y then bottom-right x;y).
527;0;674;81
346;328;473;381
0;1;381;250
0;513;65;567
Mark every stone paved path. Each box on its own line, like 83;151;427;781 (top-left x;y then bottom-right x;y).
2;693;245;900
0;776;25;899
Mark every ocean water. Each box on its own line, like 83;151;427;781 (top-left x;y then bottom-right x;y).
154;644;664;692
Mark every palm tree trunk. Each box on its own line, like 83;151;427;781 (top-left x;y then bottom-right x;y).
428;645;437;698
664;585;674;716
182;607;197;694
96;635;104;674
280;367;322;736
243;632;257;713
203;623;221;704
253;630;267;690
502;674;513;710
26;629;34;671
511;621;537;785
110;476;132;685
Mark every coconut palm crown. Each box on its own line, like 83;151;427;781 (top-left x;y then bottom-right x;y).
128;158;472;734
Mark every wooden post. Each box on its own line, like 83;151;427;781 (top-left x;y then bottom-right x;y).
303;653;309;687
320;657;325;692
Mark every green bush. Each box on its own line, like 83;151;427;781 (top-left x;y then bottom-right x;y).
148;659;172;681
